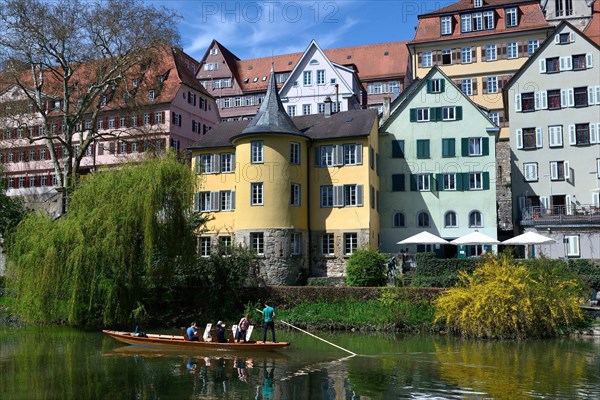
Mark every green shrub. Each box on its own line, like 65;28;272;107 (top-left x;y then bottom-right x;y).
435;253;585;339
414;252;479;277
346;249;387;287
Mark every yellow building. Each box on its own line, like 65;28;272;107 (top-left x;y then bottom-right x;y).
189;68;379;284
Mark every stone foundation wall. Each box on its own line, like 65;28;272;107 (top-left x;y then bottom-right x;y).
309;229;371;278
496;139;513;236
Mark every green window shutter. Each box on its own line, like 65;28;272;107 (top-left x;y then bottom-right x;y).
430;174;436;191
424;140;430;158
437;107;443;121
436;173;443;191
392;140;404;158
463;173;470;191
456;173;464;191
417;140;430;158
446;138;456;157
483;172;490;190
430;107;438;122
392;174;405;191
456;106;463;120
416;140;423;158
426;80;432;93
461;138;469;157
410;174;417;191
482;137;490;156
440;79;445;92
410;109;417;122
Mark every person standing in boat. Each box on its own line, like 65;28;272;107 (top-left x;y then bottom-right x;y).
236;314;251;343
216;321;228;343
187;322;199;341
262;303;276;343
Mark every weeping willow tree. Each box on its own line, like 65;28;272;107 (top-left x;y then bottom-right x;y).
6;154;197;327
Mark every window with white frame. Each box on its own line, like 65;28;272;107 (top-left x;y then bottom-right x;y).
445;211;458;228
442;49;452;65
473;12;483;30
443;173;457;190
119;142;127;154
442;106;456;121
417;211;430;227
429;79;443;93
524;162;538;181
344;233;358;255
316;70;325;85
287;105;296;116
251;183;263;205
302;104;311;115
251;140;263;163
197;191;216;212
418;174;430;191
290;142;300;164
143;113;150;125
469;172;483;190
549;126;563;147
320;185;334;207
461;14;472;32
507;42;518;59
441;16;452;35
565;235;580;257
422;51;432;67
461;47;472;64
344;144;359;165
197;154;217;174
148;90;156;101
550;160;568;180
528;39;539;56
251;233;264;255
506;7;518;27
417;108;430;122
322;233;335;256
487;76;498;93
474;0;482;7
462;79;473;95
344;184;359;206
220;190;234;211
303;71;312;86
486;44;497;61
218;236;231;255
290;233;301;255
483;11;494;29
320;145;335;167
469;137;483;156
200;237;211;257
290;183;301;206
469;211;483;227
489;112;499;125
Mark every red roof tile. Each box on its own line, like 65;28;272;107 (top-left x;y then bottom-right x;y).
584;0;600;46
412;2;550;43
423;0;537;16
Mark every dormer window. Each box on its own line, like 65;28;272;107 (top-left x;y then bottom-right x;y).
441;16;452;35
262;76;267;81
309;59;319;65
157;75;165;84
53;99;61;109
148;90;156;101
243;78;249;83
474;0;483;7
100;96;107;107
506;7;518;27
132;79;139;88
209;48;218;55
252;77;258;82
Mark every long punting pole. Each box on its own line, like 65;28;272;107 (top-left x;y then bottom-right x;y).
279;320;357;357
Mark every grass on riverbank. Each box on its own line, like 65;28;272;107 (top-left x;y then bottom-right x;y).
276;300;438;332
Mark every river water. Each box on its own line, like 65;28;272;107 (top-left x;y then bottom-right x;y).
1;326;599;399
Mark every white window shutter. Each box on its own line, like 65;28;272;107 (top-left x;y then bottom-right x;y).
356;144;363;165
595;87;600;105
590;123;598;144
356;185;364;207
333;185;344;207
231;153;236;171
587;53;594;68
569;32;575;43
550;162;558;180
567;88;574;107
210;191;220;211
534;92;541;110
536;127;543;148
515;93;522;112
588;87;596;106
193;193;200;212
540;91;548;109
540;196;549;214
516;128;523;149
560;89;567;107
195;155;202;174
335;145;344;166
568;125;576;145
539;59;546;73
554;35;560;44
231;191;236;209
566;56;573;70
560;56;566;71
598;158;600;178
564;160;571;180
212;154;221;173
566;195;573;215
593;192;600;207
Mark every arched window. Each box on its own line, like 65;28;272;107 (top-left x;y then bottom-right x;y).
444;211;457;228
393;212;405;228
417;211;430;228
469;211;483;228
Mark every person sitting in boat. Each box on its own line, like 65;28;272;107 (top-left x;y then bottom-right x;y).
187;322;199;341
236;314;251;343
216;321;228;343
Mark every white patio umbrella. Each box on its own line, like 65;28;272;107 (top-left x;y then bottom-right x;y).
397;231;449;245
502;231;556;245
450;231;500;245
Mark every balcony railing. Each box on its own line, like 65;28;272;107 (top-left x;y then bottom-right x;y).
521;204;600;226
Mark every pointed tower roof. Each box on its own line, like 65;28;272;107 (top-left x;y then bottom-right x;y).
240;66;303;136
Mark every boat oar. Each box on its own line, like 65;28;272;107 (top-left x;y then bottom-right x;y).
279;320;357;357
256;309;357;357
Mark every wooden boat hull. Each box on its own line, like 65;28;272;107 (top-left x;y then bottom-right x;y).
102;330;290;351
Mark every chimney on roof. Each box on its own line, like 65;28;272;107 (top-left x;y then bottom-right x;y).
324;96;333;117
382;97;391;123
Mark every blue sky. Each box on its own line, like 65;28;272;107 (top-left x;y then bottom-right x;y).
154;1;454;60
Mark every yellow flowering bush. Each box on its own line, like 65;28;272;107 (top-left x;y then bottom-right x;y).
434;253;585;339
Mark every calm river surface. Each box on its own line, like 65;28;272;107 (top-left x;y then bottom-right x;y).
1;326;600;399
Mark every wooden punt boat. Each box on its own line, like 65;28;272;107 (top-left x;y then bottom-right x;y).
102;330;290;351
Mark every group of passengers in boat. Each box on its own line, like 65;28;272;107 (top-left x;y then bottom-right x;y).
185;303;277;343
